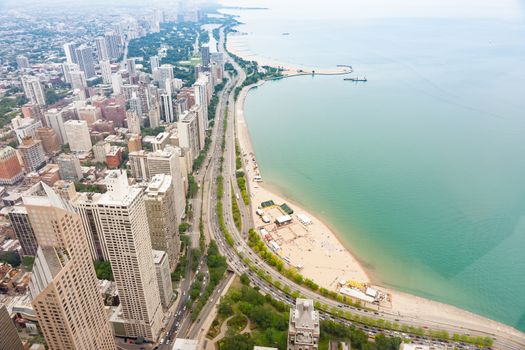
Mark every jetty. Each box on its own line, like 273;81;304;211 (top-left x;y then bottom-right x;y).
344;77;367;82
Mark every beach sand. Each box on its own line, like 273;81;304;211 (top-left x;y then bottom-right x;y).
234;80;525;344
234;79;369;288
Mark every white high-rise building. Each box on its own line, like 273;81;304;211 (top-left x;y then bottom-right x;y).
152;250;172;310
148;102;161;128
127;111;142;134
193;76;209;149
62;63;80;83
112;73;123;94
21;75;46;106
11;116;42;143
70;70;87;90
127;58;137;75
63;42;77;64
64;120;92;153
147;146;186;221
178;109;200;161
94;170;164;340
154;64;174;89
56;153;83;181
100;60;112;84
75;45;96;78
129;150;149;181
105;32;121;60
95;37;109;61
150;55;160;71
160;92;174;123
44;108;68;144
145;175;180;271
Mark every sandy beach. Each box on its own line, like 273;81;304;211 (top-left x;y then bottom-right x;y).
234;79;369;288
233;80;525;345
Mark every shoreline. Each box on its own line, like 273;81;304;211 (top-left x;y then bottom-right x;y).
227;31;352;77
234;80;370;288
230;46;525;342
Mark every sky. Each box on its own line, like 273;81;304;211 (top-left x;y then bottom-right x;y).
220;0;525;20
1;0;523;21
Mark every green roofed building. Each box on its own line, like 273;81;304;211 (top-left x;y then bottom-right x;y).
280;203;293;215
261;200;275;208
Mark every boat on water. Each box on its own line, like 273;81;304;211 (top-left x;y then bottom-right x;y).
344;76;367;82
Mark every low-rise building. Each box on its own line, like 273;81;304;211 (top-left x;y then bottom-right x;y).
287;299;320;350
172;338;198;350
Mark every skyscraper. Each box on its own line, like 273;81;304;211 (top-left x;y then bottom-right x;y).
21;75;46;106
12;116;42;144
154;64;174;89
178;109;200;161
91;170;164;340
150;55;160;71
95;37;109;61
100;60;112;84
69;70;87;90
23;183;116;350
112;73;123;94
56;153;83;181
152;250;172;310
18;136;46;172
0;147;24;185
145;174;180;270
193;76;210;148
105;32;121;60
200;45;210;67
160;92;174;123
147;147;186;222
36;127;61;155
0;303;24;350
44;108;68;144
3;206;38;256
64;120;92;153
75;45;96;78
127;111;142;134
63;42;78;64
127;58;137;75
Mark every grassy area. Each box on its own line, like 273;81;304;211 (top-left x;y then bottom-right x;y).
231;185;242;231
211;278;407;350
213;280;290;350
189;240;228;321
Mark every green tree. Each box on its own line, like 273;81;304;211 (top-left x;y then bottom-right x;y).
240;273;250;285
93;260;113;281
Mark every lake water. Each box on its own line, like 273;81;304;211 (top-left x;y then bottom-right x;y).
222;0;525;331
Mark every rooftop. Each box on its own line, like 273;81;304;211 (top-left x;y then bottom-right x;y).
152;250;166;265
172;338;198;350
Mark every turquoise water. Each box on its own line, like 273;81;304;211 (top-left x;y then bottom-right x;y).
225;2;525;331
